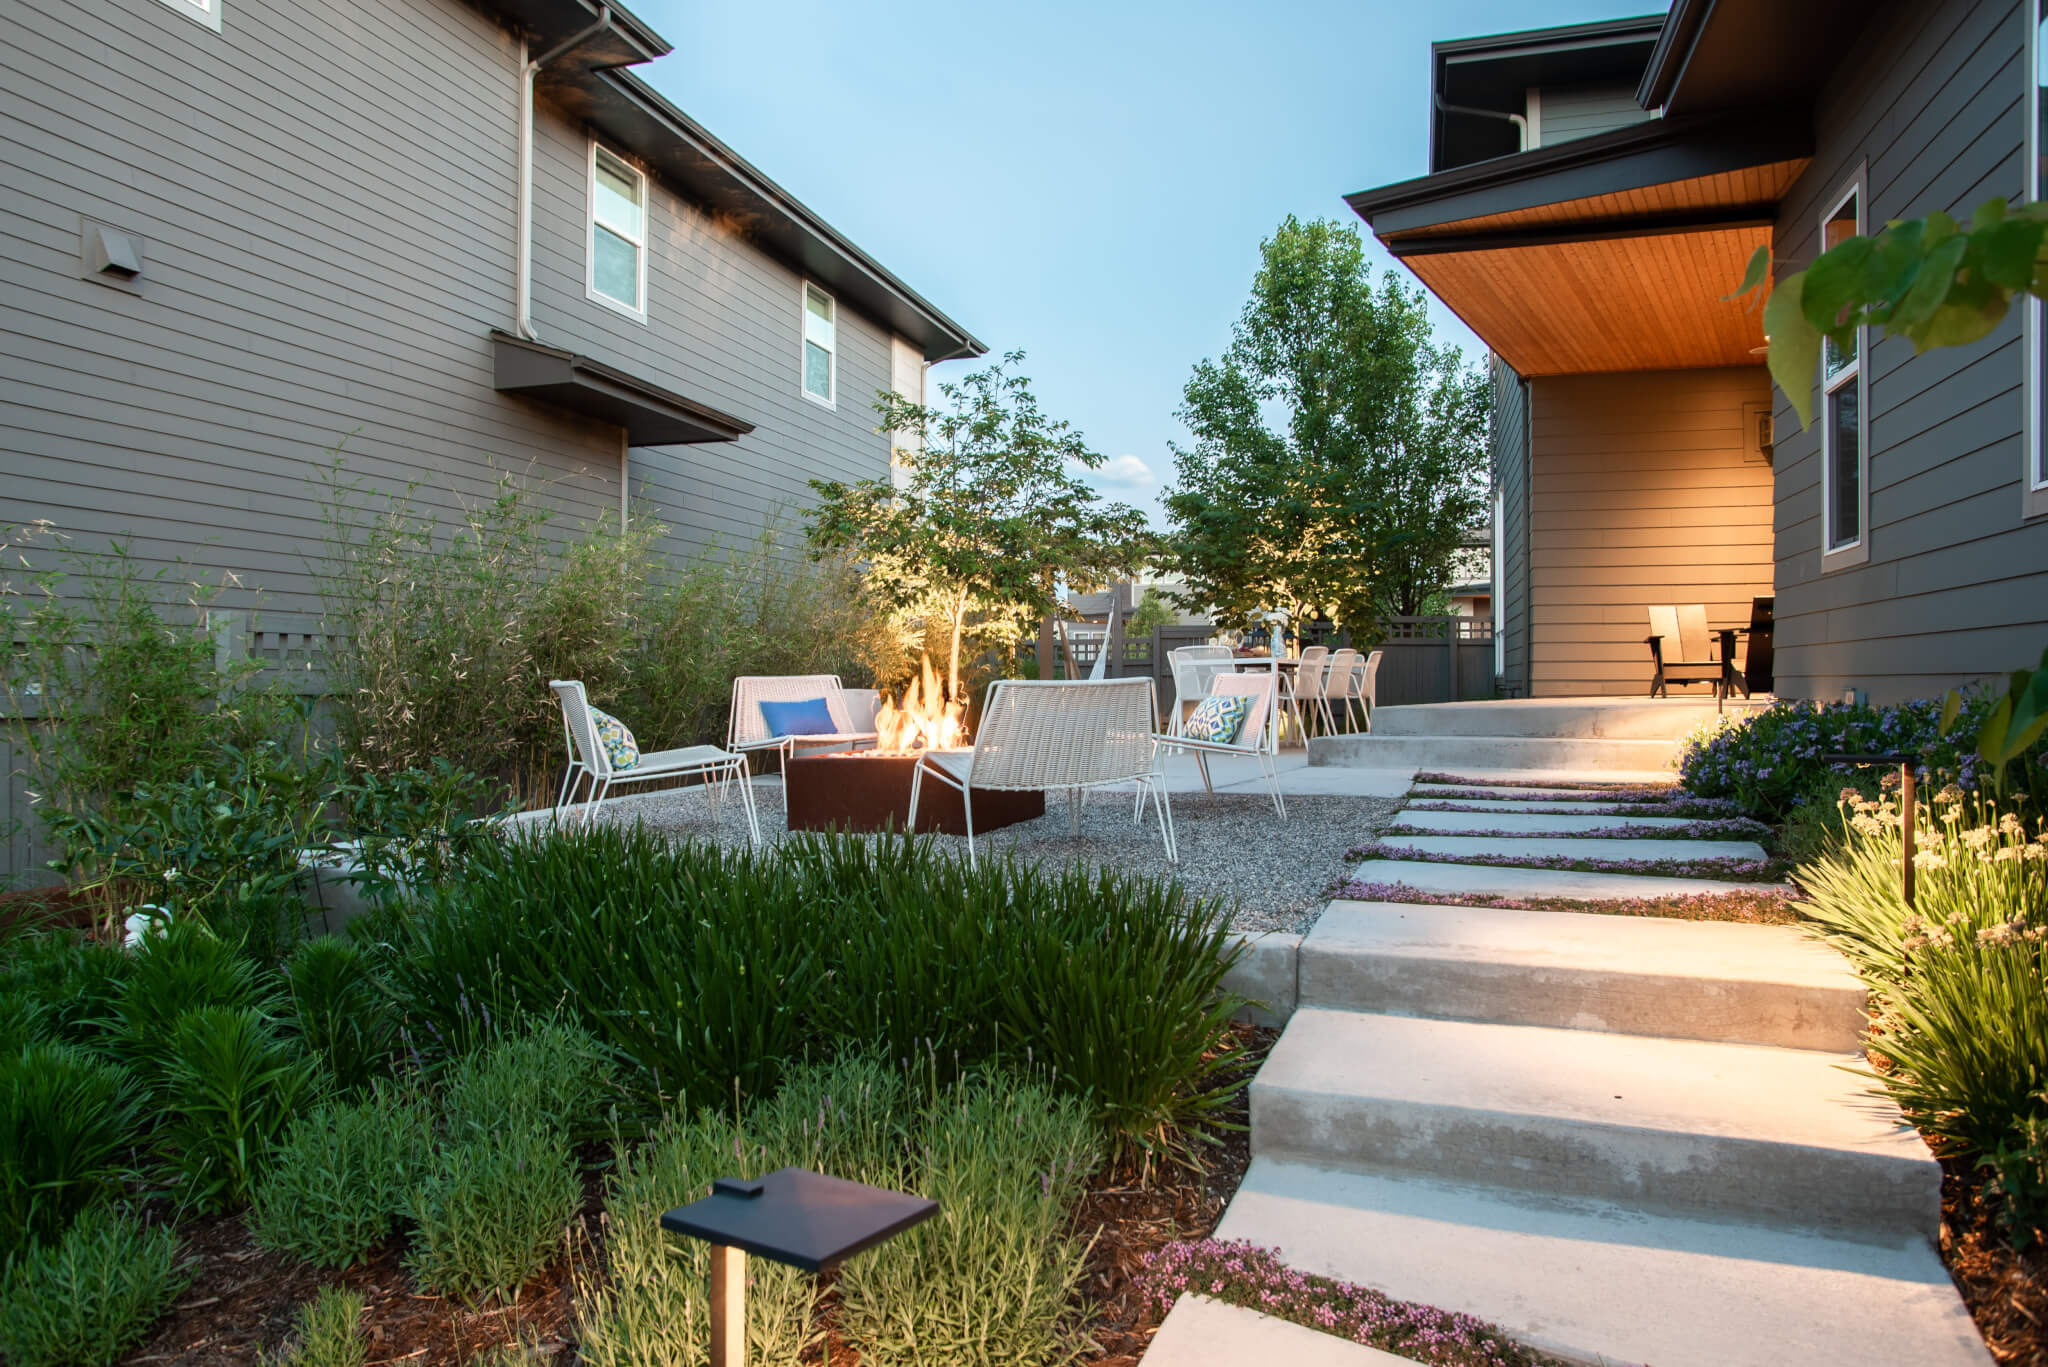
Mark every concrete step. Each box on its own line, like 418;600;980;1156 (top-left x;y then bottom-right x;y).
1402;797;1634;814
1216;1159;1992;1367
1310;733;1680;774
1367;698;1731;740
1345;858;1775;902
1301;901;1867;1051
1141;1294;1410;1366
1391;809;1703;833
1410;781;1671;800
1252;1009;1938;1238
1409;770;1679;789
1376;833;1769;864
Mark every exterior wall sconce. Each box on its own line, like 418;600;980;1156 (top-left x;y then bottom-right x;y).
661;1166;938;1367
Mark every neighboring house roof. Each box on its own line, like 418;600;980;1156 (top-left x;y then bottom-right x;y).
1345;0;1865;377
487;0;985;364
1428;15;1664;173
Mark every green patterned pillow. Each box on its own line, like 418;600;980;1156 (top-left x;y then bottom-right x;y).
1183;693;1252;745
588;707;639;769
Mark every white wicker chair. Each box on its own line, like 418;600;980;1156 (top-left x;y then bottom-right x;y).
728;674;879;810
549;681;760;845
1167;645;1238;735
908;678;1173;867
1153;670;1285;819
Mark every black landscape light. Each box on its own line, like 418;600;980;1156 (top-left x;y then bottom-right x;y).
660;1167;938;1367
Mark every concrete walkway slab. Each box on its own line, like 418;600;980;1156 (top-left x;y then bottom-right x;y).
1344;858;1775;901
1366;697;1734;740
1253;1008;1937;1237
1217;1159;1992;1367
1391;809;1705;833
1409;769;1680;789
1312;733;1679;774
1378;833;1768;863
1410;782;1673;800
1303;901;1866;1051
1401;797;1631;814
1142;1293;1411;1366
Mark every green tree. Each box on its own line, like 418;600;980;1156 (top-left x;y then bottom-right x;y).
1736;198;2048;427
806;353;1152;699
1127;588;1178;636
1162;217;1488;638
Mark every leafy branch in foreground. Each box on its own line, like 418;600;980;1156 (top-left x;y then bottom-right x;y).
1734;197;2048;428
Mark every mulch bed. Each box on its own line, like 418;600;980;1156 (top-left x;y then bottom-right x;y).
1943;1161;2048;1367
124;1028;1275;1366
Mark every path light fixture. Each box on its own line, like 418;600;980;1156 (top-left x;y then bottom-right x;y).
660;1167;938;1367
1823;750;1918;907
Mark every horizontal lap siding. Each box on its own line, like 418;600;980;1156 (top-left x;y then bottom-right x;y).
0;0;624;612
1528;369;1774;697
528;109;896;562
1490;354;1531;694
1771;0;2048;704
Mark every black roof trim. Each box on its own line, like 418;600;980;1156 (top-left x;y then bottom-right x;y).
1346;111;1811;238
1432;12;1666;62
1385;207;1777;257
484;0;984;364
491;330;755;446
1637;0;1711;111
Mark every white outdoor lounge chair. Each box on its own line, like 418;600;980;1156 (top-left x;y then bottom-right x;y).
549;680;760;845
728;674;879;810
1167;644;1238;735
1152;670;1285;819
908;678;1174;868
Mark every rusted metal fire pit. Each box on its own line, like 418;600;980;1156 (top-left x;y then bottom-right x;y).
783;752;1044;836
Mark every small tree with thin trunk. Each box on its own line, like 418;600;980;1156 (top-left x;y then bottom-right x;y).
807;352;1153;700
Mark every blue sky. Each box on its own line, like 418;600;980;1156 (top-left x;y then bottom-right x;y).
635;0;1655;524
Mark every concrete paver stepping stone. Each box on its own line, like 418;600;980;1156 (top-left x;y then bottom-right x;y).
1304;901;1867;1051
1141;1294;1409;1366
1377;833;1768;863
1403;797;1631;814
1410;781;1672;801
1217;1158;1993;1367
1345;858;1772;901
1392;808;1704;833
1254;1007;1938;1237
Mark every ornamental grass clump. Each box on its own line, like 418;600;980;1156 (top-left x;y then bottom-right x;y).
250;1087;433;1269
405;1117;581;1306
0;1205;192;1367
0;1041;144;1262
1134;1238;1544;1367
263;1287;368;1367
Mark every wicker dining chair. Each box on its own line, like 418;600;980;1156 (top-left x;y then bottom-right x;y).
1167;644;1238;735
550;680;760;845
908;678;1173;867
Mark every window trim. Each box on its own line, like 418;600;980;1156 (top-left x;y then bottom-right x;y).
800;281;837;408
586;143;648;323
2027;4;2048;518
1819;165;1870;570
154;0;222;30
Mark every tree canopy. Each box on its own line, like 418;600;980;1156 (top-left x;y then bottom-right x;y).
1161;217;1488;638
806;352;1152;698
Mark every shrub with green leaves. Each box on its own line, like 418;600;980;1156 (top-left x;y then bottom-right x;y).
250;1087;432;1269
159;1005;323;1211
285;938;396;1096
0;1041;144;1261
0;1204;192;1367
405;1119;581;1305
0;931;127;1048
1982;1108;2048;1251
439;1018;620;1145
111;917;277;1080
376;826;1244;1154
263;1287;367;1367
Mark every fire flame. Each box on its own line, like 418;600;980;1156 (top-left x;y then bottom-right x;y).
873;655;966;754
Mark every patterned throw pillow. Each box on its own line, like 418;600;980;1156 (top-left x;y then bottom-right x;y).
588;707;639;770
1183;693;1252;745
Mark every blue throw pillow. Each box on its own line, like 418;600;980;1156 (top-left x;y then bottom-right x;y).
588;707;639;769
759;696;837;738
1183;693;1252;745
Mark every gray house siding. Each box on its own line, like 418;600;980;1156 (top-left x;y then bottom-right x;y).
526;105;896;558
1489;353;1532;695
1770;0;2048;703
0;0;621;613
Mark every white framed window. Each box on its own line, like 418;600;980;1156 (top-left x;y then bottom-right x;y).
154;0;222;30
587;144;646;320
801;283;836;405
1820;167;1869;567
2027;2;2048;518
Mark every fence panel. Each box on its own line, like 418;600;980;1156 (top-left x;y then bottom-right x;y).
1374;616;1494;707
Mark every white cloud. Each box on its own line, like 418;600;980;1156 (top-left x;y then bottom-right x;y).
1097;454;1155;486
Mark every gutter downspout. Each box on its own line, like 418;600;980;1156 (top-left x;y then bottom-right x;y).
516;8;613;341
1436;93;1528;152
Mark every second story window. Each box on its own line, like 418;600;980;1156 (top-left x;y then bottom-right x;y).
588;145;646;319
155;0;222;30
803;283;836;405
